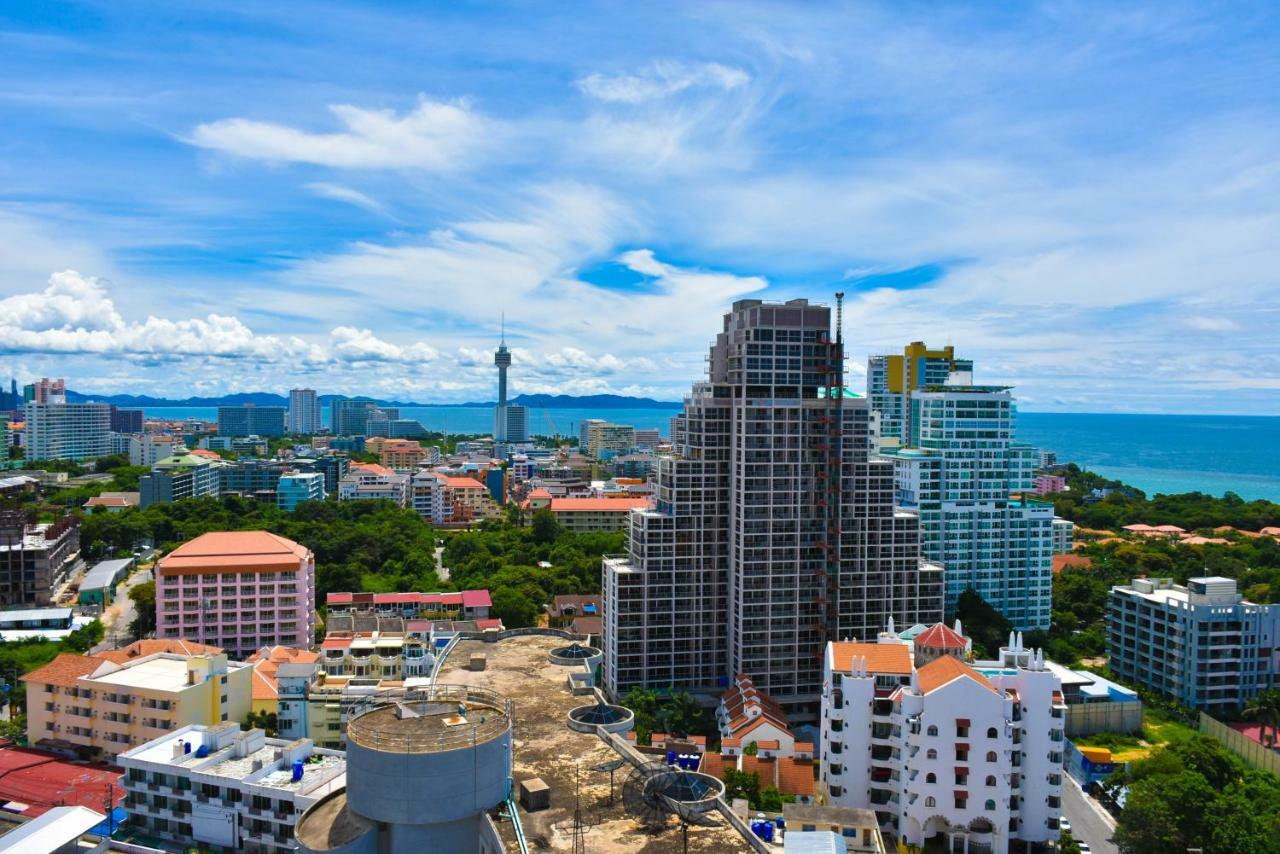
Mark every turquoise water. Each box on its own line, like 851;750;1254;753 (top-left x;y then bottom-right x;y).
141;407;1280;501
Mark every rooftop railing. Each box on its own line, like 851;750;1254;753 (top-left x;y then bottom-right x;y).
345;684;511;754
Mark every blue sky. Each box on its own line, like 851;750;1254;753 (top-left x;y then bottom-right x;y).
1;1;1278;411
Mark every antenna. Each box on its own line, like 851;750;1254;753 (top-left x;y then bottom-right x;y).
500;312;506;346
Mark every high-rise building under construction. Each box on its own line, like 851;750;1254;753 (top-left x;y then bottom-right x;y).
602;298;943;718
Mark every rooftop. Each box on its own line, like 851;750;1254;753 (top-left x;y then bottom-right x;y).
95;638;223;665
916;655;997;695
829;642;912;675
158;530;310;576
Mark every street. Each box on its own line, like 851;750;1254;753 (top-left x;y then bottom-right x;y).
1062;775;1118;854
434;544;450;582
91;566;153;653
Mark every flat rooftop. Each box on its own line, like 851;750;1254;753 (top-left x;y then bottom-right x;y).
91;655;246;691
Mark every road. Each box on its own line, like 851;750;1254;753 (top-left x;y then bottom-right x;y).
1062;775;1118;854
434;545;450;582
92;567;153;652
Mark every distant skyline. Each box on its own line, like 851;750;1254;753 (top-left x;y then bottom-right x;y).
2;2;1279;413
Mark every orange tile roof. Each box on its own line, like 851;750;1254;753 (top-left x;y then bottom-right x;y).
775;757;816;797
1052;554;1093;574
731;716;792;742
444;476;486;489
190;448;221;460
247;646;320;701
547;497;650;512
917;655;996;695
85;493;137;507
754;739;780;750
21;653;101;688
95;639;223;664
914;623;968;650
794;742;814;752
830;642;912;675
158;531;311;576
741;755;777;786
528;488;553;499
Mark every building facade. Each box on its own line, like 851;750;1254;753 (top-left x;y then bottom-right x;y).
821;631;1065;852
1108;576;1280;711
120;723;346;853
277;472;326;511
110;406;144;434
288;388;322;435
217;405;286;438
0;512;81;606
129;434;182;467
866;344;973;449
881;386;1052;630
603;298;943;718
156;531;317;658
140;452;222;508
22;647;251;763
24;400;111;461
585;421;636;459
329;398;395;437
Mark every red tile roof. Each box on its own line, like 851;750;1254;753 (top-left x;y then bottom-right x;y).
830;642;912;675
913;623;968;650
246;646;320;701
775;757;816;797
1052;554;1093;574
20;653;101;688
95;639;223;664
545;497;650;512
917;655;996;695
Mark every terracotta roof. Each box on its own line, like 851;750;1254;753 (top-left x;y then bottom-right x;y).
158;531;311;576
730;715;792;742
444;476;486;489
1052;554;1093;574
1122;524;1153;531
85;492;139;507
754;739;780;750
830;642;912;675
1180;535;1230;546
913;623;968;650
741;755;776;785
0;745;124;819
545;497;650;512
96;639;223;664
549;595;601;617
793;742;814;752
570;616;602;635
20;653;101;688
917;655;996;695
190;448;222;460
775;757;816;797
528;488;553;499
247;646;319;701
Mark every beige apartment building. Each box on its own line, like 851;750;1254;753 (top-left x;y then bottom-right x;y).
22;643;252;763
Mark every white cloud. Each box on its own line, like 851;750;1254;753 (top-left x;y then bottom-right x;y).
329;326;438;363
188;95;485;170
577;61;750;103
304;182;389;215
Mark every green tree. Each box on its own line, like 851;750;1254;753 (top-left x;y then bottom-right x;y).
129;580;157;640
1243;689;1280;748
722;768;761;807
490;588;538;629
530;507;559;544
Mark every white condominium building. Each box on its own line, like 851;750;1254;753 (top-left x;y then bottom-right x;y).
603;298;943;719
881;385;1052;630
120;723;346;853
25;400;111;461
1052;517;1074;555
288;389;322;435
821;625;1065;853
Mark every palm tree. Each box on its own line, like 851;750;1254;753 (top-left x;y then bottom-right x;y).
1243;689;1280;749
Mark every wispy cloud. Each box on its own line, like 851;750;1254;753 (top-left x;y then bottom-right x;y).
577;61;750;103
304;182;390;216
188;95;486;170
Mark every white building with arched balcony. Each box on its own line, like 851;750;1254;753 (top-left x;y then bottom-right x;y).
821;624;1065;853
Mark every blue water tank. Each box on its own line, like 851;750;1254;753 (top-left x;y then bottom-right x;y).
292;761;304;782
183;741;191;754
666;751;677;765
760;823;775;843
195;744;209;758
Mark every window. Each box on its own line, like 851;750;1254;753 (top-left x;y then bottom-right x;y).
987;726;998;738
925;796;936;808
954;796;967;810
985;775;996;787
927;748;937;760
926;773;936;784
956;721;970;738
927;725;938;736
985;799;996;811
986;751;997;762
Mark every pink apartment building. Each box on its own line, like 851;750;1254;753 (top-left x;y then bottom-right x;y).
1034;474;1068;495
156;531;316;658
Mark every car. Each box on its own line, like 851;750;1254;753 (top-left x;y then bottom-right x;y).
1060;819;1072;834
1077;844;1092;853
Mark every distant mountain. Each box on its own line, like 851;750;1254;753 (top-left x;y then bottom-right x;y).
63;390;681;409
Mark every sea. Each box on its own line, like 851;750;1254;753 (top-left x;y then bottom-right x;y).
141;406;1280;502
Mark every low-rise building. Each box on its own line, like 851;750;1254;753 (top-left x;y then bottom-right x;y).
84;490;140;512
246;646;321;720
325;589;493;621
1051;517;1074;554
140;451;222;508
820;625;1065;852
318;631;433;680
547;595;600;628
782;804;887;853
1033;474;1068;495
0;744;123;822
120;723;345;853
337;464;409;506
22;647;252;763
1108;576;1280;711
277;472;326;511
156;531;317;658
522;491;651;532
129;434;182;467
77;557;134;607
718;675;800;756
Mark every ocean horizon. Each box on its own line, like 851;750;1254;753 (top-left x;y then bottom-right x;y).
141;406;1280;502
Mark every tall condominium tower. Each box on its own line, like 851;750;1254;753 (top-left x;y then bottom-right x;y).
288;388;322;434
866;343;972;448
603;298;943;718
880;381;1051;630
25;380;111;461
